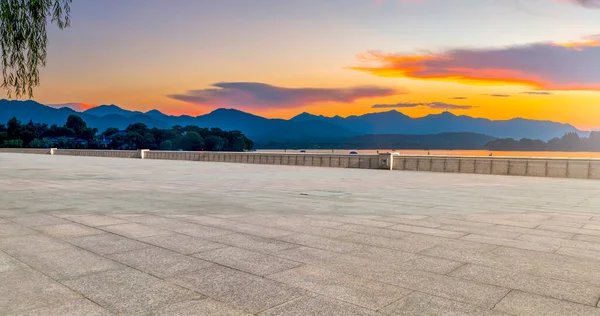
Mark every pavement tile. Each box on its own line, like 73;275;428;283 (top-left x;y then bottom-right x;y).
556;246;600;261
460;234;558;253
400;256;465;274
35;223;104;238
573;234;600;243
583;224;600;231
380;291;508;316
0;234;73;257
438;224;522;239
194;246;302;276
0;223;36;238
339;233;433;253
491;224;574;239
109;247;215;278
259;294;381;316
63;268;201;315
278;233;367;253
12;299;112;316
370;268;509;308
100;223;171;238
67;233;151;255
387;224;466;238
272;223;354;238
268;265;411;310
346;247;420;265
153;298;252;316
220;223;295;238
517;234;600;252
182;215;240;227
0;250;26;273
16;247;122;280
64;214;129;227
371;217;443;228
168;265;305;314
464;215;540;228
207;233;298;253
450;264;600;306
10;214;70;227
164;221;235;238
140;233;226;254
0;268;80;315
493;291;600;316
536;224;600;237
334;224;411;238
306;215;393;228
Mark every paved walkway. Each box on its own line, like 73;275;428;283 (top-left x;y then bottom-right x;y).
2;153;600;315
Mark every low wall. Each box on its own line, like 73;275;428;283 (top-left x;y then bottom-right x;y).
392;155;600;180
0;148;51;154
1;148;598;180
144;151;381;169
54;149;140;159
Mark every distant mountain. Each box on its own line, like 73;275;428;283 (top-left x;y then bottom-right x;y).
0;99;586;142
291;110;583;140
83;105;142;118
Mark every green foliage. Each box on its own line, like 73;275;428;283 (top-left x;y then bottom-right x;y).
486;132;599;152
159;140;172;150
3;138;22;148
1;0;72;98
0;115;255;152
176;132;204;151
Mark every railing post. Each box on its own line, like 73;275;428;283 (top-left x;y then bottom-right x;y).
50;148;57;155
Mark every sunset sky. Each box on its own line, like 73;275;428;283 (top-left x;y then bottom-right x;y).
4;0;600;129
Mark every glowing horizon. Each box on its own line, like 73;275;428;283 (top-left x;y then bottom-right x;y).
3;0;600;130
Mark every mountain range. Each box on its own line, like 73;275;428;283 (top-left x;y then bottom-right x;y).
0;99;585;143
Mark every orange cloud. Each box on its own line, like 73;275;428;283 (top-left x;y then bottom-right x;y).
352;38;600;91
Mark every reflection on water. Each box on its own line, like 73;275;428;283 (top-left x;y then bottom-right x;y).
256;149;600;158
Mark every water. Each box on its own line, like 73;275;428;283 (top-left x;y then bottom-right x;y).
255;149;600;158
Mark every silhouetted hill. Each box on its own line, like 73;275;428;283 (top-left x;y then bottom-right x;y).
84;105;142;117
0;100;586;142
291;110;582;140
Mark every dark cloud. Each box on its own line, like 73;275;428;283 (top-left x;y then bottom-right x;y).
486;94;511;97
450;97;468;100
372;102;476;110
168;82;402;109
353;37;600;91
522;91;553;95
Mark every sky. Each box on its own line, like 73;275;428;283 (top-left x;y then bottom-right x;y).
4;0;600;129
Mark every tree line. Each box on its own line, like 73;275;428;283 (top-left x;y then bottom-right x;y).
0;115;254;152
486;132;600;152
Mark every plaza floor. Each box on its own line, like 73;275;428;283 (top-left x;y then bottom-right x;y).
1;153;600;315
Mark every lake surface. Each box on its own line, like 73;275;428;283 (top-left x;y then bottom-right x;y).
256;149;600;158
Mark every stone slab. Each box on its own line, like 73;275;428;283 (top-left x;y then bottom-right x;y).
259;294;380;316
194;246;302;276
12;299;112;316
140;233;226;254
169;265;305;314
67;233;151;255
493;290;600;316
381;291;508;316
63;268;201;315
35;223;104;239
268;265;410;310
109;247;215;278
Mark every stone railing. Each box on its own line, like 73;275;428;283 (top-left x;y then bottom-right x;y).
1;148;599;179
391;155;600;180
145;151;381;169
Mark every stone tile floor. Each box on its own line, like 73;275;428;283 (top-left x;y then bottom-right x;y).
1;153;600;315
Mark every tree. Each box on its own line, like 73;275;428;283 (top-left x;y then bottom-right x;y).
177;132;204;151
204;135;224;151
1;0;72;98
65;115;86;135
159;140;172;150
102;127;119;137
